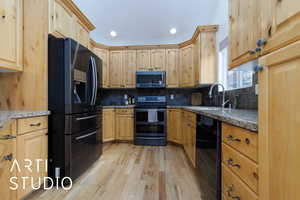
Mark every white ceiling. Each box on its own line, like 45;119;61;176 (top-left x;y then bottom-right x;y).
73;0;220;46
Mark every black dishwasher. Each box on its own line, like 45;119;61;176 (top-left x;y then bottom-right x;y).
196;115;221;200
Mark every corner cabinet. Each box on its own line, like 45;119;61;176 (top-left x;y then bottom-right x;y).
0;0;23;71
258;40;300;200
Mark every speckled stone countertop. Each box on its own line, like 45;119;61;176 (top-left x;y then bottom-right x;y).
0;111;50;128
168;106;258;132
102;105;135;109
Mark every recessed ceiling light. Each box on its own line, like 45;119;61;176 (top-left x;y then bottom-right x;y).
110;31;117;37
170;28;177;35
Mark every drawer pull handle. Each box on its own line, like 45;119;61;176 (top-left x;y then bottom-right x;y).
227;158;241;168
245;138;250;144
227;135;241;142
3;154;13;161
227;185;241;200
30;122;41;127
0;135;16;140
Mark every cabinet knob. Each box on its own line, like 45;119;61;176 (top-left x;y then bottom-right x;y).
3;153;13;161
227;185;241;200
30;122;41;127
227;158;241;168
254;65;264;72
0;135;16;140
257;39;267;47
226;135;241;142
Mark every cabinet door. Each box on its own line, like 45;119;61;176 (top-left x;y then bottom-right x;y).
180;45;194;87
259;40;300;200
75;21;90;48
0;137;16;200
167;110;175;142
122;50;137;88
116;114;133;141
103;109;115;142
150;49;166;71
0;0;23;71
94;48;109;88
17;130;48;199
49;0;75;39
109;51;123;88
263;0;300;54
136;50;151;71
166;49;179;88
229;0;260;68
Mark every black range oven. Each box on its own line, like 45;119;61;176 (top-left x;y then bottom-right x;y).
134;96;167;146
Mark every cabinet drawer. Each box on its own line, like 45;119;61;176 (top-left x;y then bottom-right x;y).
222;123;258;162
222;143;258;193
222;164;258;200
0;120;16;138
115;109;133;115
17;116;48;135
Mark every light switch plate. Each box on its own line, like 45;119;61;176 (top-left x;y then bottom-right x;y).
255;84;259;95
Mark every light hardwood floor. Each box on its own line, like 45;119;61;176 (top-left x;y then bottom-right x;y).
28;143;203;200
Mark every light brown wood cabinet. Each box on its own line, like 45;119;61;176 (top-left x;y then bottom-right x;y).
181;111;196;167
93;48;110;88
102;109;115;142
229;0;261;68
48;0;94;48
0;0;23;71
136;50;151;71
166;49;180;88
16;128;48;199
0;121;17;200
122;50;137;88
180;45;194;87
167;109;182;144
262;0;300;55
259;39;300;200
115;109;134;141
150;49;166;71
109;51;123;88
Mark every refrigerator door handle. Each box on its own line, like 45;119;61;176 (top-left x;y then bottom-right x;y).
90;56;96;106
92;57;98;105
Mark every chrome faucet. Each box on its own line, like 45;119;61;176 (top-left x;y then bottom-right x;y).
208;83;228;109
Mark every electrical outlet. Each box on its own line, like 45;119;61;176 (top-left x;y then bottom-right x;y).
124;94;128;99
170;94;174;100
255;84;259;95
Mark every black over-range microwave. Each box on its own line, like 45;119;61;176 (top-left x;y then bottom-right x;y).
136;71;166;88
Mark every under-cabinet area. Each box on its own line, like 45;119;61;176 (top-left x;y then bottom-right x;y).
0;0;298;199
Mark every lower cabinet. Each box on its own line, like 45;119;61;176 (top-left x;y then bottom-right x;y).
221;123;258;199
102;109;116;142
115;109;134;141
16;129;48;199
167;109;182;144
0;121;17;200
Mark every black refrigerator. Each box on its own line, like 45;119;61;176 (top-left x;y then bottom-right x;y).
48;35;102;184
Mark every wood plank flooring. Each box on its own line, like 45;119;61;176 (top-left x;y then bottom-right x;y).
28;143;203;200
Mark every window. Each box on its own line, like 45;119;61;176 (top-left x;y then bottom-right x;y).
218;47;254;91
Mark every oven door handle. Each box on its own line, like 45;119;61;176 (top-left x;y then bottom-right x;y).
75;131;97;140
76;115;97;121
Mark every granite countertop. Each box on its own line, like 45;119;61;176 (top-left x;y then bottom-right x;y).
182;106;258;132
102;105;135;109
0;110;50;128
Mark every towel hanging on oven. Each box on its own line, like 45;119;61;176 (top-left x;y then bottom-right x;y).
148;109;158;123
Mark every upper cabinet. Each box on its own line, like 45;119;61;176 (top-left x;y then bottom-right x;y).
0;0;23;71
229;0;261;68
93;48;110;88
122;50;137;88
150;49;166;71
109;51;123;88
166;49;180;88
180;44;194;87
136;50;151;71
262;0;300;54
48;0;95;48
